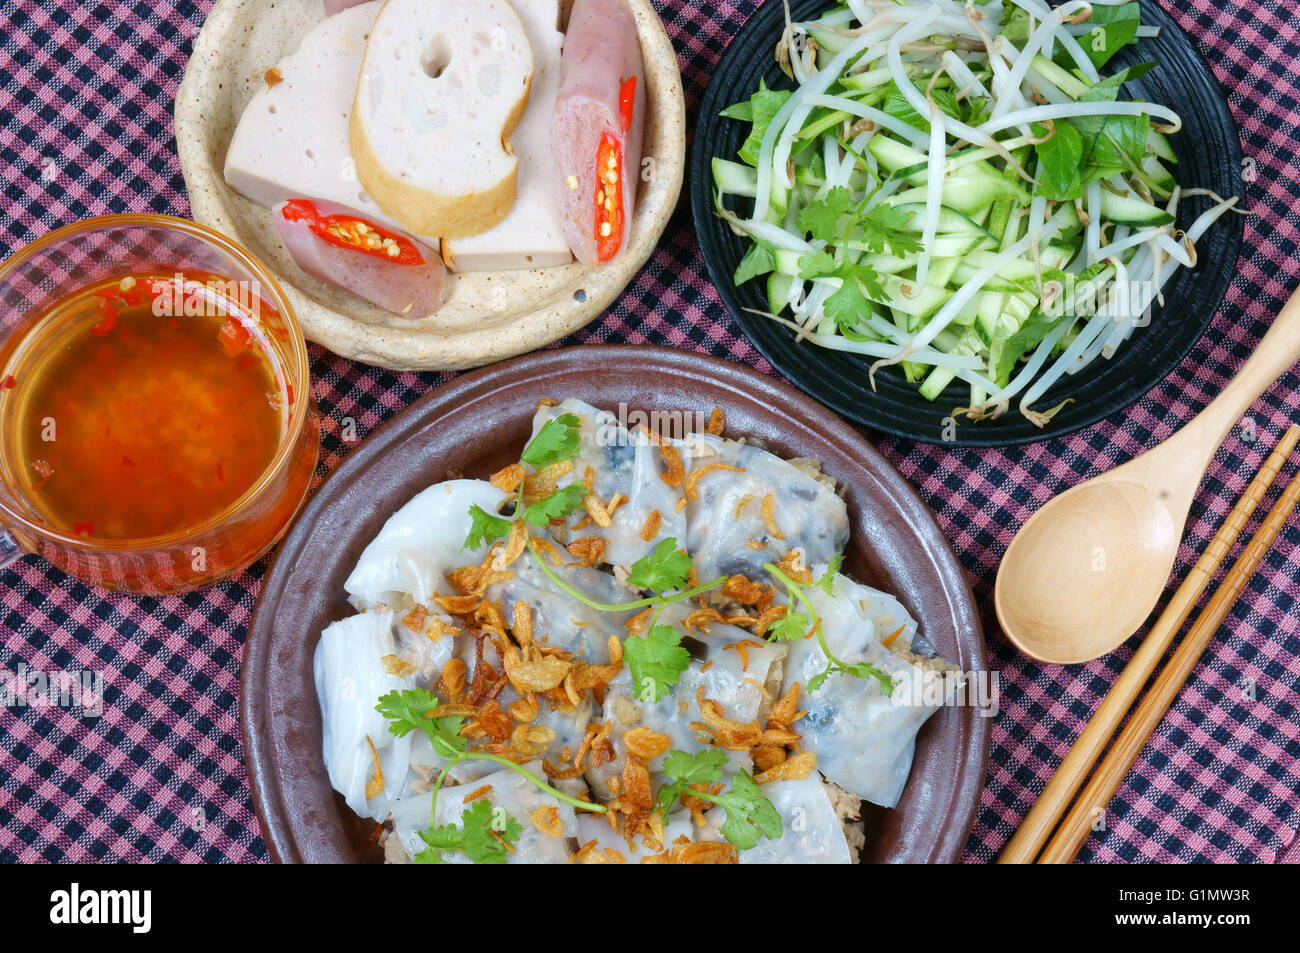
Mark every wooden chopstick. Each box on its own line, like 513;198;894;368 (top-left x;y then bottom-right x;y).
998;424;1300;864
1038;457;1300;863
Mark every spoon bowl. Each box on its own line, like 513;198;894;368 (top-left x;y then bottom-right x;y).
996;480;1183;663
995;285;1300;664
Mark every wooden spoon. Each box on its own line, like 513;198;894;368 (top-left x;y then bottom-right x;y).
995;285;1300;664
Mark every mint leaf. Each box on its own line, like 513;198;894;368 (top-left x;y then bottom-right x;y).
737;83;793;167
1032;120;1084;201
994;314;1064;387
1071;111;1147;184
1077;2;1141;68
1080;62;1156;103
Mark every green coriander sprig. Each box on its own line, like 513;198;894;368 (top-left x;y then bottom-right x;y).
763;561;893;695
654;749;782;850
376;688;606;864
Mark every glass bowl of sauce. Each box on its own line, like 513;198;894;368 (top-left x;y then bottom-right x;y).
0;214;319;594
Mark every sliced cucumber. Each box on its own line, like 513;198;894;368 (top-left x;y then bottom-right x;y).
887;166;1030;217
1147;129;1178;164
888;202;994;240
767;272;795;314
713;158;758;198
807;27;852;55
849;232;991;259
1099;191;1175;226
874;274;950;319
925;256;961;289
866;135;927;172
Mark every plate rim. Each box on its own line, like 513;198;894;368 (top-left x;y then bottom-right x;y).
241;344;990;864
175;0;686;373
689;0;1244;447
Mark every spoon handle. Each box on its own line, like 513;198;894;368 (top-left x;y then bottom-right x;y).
1178;282;1300;454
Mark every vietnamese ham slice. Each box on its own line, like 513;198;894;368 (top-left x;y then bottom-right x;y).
350;0;534;238
552;0;646;267
273;199;448;317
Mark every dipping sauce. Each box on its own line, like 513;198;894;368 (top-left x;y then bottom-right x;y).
3;273;287;541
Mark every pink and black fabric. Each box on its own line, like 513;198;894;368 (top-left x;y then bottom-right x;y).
0;0;1297;863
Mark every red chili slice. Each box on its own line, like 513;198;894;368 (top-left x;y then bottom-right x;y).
0;375;15;390
72;522;94;537
594;132;626;264
618;76;637;134
218;319;253;358
280;199;425;266
91;298;119;337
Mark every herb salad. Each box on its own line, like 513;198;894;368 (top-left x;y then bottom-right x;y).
712;0;1241;425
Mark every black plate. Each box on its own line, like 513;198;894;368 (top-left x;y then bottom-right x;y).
691;0;1243;446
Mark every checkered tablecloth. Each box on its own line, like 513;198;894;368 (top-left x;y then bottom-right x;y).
1;0;1297;864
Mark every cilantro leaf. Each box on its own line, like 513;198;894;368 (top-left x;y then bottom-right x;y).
858;204;922;257
797;249;838;280
841;660;897;695
414;799;522;865
814;555;843;595
823;259;887;332
734;242;775;285
767;608;810;642
716;771;783;850
464;504;513;550
655;753;782;850
1032;120;1084;201
808;656;895;695
654;748;728;815
822;273;873;333
626;537;693;592
521;413;581;468
796;186;855;244
624;624;691;703
376;688;467;760
522;483;587;527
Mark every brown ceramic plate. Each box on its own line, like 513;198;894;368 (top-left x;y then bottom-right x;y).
242;345;989;863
